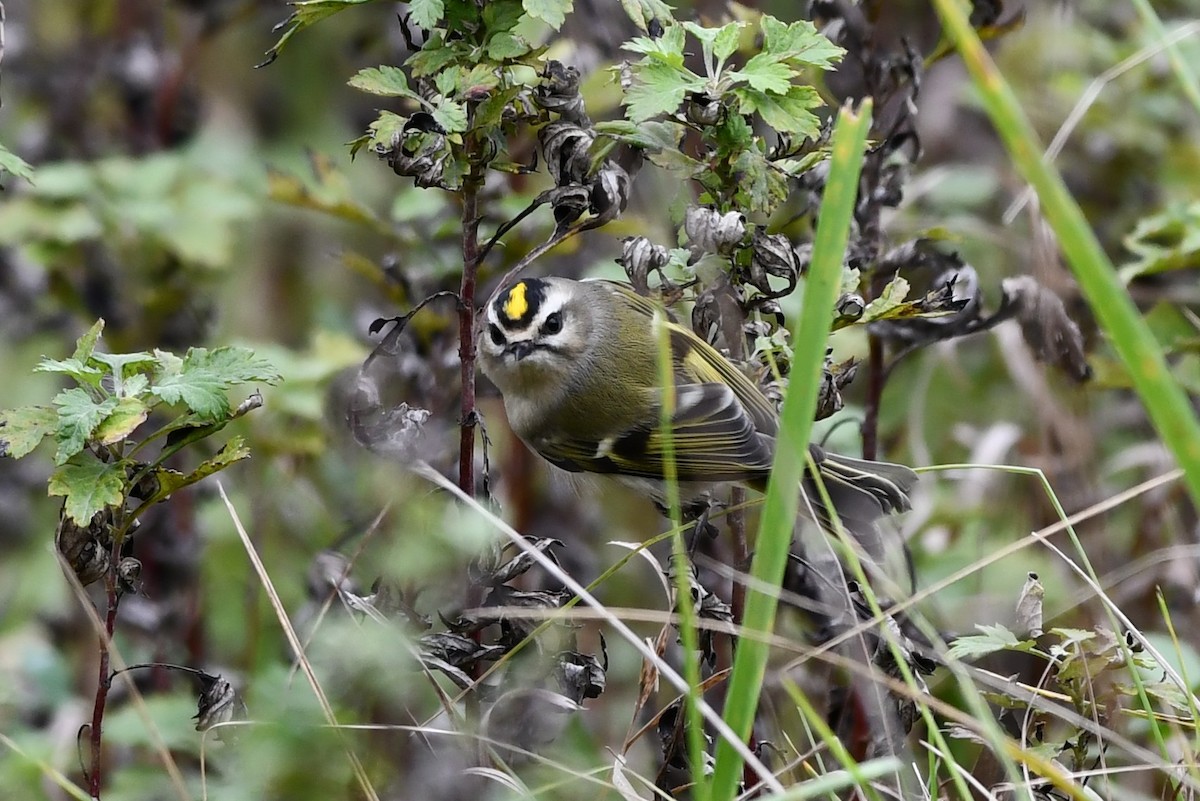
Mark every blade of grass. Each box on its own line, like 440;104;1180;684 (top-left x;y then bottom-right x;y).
415;462;786;793
1128;0;1200;116
763;755;902;801
1002;20;1200;224
930;0;1200;510
782;681;886;801
709;99;873;801
654;308;710;801
0;731;92;801
216;482;381;801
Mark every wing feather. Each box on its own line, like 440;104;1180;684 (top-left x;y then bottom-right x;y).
594;280;778;435
537;383;773;482
570;281;918;546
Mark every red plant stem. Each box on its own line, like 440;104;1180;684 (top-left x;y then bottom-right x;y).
88;571;120;798
861;333;884;462
728;488;747;626
459;145;482;496
459;138;488;703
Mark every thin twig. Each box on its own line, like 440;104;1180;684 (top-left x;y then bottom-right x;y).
484;223;588;308
415;462;788;793
861;332;884;461
216;482;381;801
1001;20;1200;224
86;552;120;797
55;549;190;801
459;140;483;495
473;189;555;268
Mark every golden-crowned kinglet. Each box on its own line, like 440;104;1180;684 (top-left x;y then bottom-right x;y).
478;277;916;544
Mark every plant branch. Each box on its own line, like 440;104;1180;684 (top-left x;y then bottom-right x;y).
459;135;484;496
474;189;555;268
861;331;884;461
86;567;120;798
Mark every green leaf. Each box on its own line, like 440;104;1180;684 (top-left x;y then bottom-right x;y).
777;150;828;177
123;373;150;398
151;467;189;498
28;161;94;199
712;21;743;62
617;0;675;33
367;111;408;149
267;157;395;238
732;148;787;213
182;437;252;486
622;25;686;67
595;119;683;151
947;623;1034;660
348;66;420;99
92;352;157;382
409;0;445;29
35;357;104;388
261;0;383;66
433;68;459;97
681;20;718;47
623;61;705;122
1137;681;1194;713
94;398;150;446
594;120;699;173
180;345;281;385
483;0;525;32
1118;201;1200;282
0;143;35;183
1050;627;1096;646
522;0;572;30
731;53;794;94
474;86;524;129
431;97;468;134
151;347;280;422
709;102;873;799
407;32;471;77
487;31;531;59
154;348;183;377
53;390;119;465
732;85;821;137
71;320;105;364
0;199;103;244
0;406;59;458
49;457;126;525
759;15;844;70
861;276;911;321
460;64;502;94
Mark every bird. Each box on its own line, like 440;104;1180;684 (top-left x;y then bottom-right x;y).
476;276;917;554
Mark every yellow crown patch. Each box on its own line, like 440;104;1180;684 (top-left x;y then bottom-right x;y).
502;281;529;322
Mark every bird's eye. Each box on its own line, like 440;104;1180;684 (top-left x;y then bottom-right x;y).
488;323;505;346
541;311;563;336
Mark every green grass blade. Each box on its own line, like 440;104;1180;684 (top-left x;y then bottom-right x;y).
1129;0;1200;117
709;99;874;801
656;310;710;801
930;0;1200;509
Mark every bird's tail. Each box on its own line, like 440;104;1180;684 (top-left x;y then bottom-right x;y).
804;444;918;562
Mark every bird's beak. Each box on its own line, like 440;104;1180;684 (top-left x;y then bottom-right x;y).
506;341;535;361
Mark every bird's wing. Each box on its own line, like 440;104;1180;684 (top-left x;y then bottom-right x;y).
596;281;779;436
534;382;775;482
578;282;918;547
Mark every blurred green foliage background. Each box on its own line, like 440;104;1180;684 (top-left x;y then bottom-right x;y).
1;0;1199;798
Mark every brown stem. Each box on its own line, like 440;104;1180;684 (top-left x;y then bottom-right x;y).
728;488;747;626
459;139;483;496
862;332;884;461
87;569;120;798
459;136;488;705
